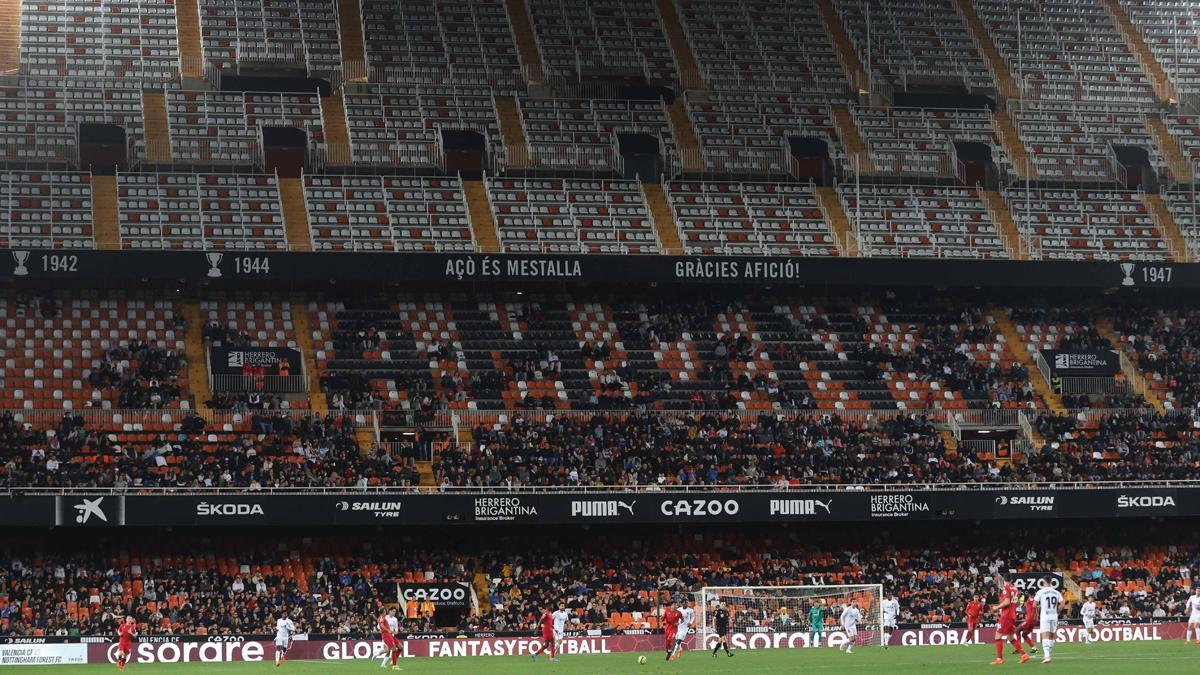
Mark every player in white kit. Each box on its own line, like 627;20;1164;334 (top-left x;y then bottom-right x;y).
839;601;862;654
881;595;899;648
552;603;572;659
1185;588;1200;643
1079;599;1097;645
673;603;695;659
273;613;296;667
1033;578;1063;664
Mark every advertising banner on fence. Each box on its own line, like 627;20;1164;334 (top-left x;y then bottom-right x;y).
398;582;473;609
1041;350;1121;376
1;620;1176;664
0;643;87;666
0;249;1191;291
14;486;1200;528
1009;572;1064;593
208;347;301;375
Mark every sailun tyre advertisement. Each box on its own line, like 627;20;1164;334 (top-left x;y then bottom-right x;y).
0;620;1188;665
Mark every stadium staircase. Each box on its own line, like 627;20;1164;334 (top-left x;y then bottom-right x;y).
90;175;121;250
1103;0;1175;104
952;0;1018;100
1146;117;1194;183
642;183;683;254
182;302;212;413
336;0;368;80
1095;318;1167;415
832;106;873;176
291;302;328;415
986;308;1066;414
666;100;703;173
319;94;352;166
813;0;868;94
354;427;376;452
174;0;205;79
1061;572;1083;605
473;570;491;615
656;0;705;91
993;112;1036;181
814;186;856;255
495;97;529;168
983;190;1025;260
504;0;544;85
417;460;435;486
464;181;501;252
142;91;172;163
279;178;314;251
0;0;19;74
939;429;959;458
1142;192;1192;263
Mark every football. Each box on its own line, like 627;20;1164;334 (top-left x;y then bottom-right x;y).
637;655;647;665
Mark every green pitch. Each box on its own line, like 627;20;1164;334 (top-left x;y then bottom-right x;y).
14;642;1200;674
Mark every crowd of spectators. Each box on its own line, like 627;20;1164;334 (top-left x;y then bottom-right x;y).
0;412;421;489
1114;308;1200;409
0;535;468;636
88;341;186;409
436;412;980;488
415;524;1200;632
2;524;1197;636
856;307;1038;409
6;407;1200;490
1029;410;1200;482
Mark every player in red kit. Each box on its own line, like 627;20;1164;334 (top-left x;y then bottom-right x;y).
531;608;557;662
1017;595;1039;655
964;595;983;645
376;607;401;670
990;575;1029;665
662;604;682;662
115;616;136;671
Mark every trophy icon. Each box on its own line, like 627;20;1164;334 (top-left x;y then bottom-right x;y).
206;252;223;278
12;250;29;276
1120;262;1136;287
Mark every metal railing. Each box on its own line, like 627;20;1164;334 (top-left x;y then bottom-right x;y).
1057;375;1132;396
0;408;378;429
8;479;1200;496
210;374;309;394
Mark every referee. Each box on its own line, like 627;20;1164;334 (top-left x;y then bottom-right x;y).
710;602;734;657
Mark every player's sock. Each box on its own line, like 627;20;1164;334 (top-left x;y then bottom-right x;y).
1009;638;1026;656
275;652;282;665
712;643;720;656
1043;640;1053;659
724;644;732;656
994;641;1004;659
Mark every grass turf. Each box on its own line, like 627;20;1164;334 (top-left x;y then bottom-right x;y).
12;641;1200;674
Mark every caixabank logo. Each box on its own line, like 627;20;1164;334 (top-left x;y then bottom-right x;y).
55;496;126;526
